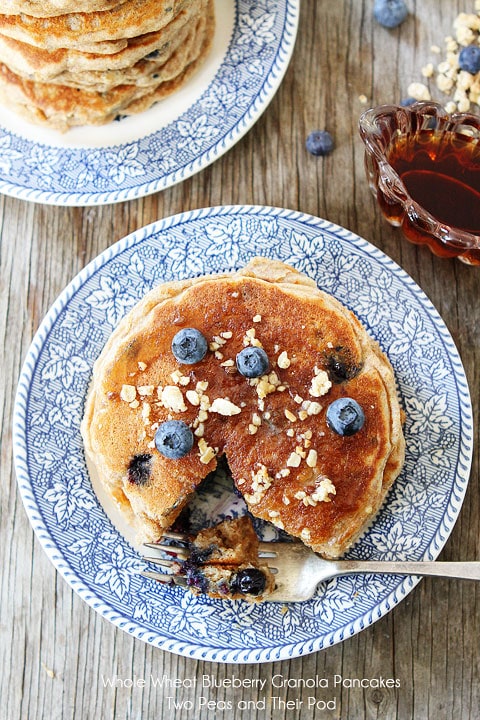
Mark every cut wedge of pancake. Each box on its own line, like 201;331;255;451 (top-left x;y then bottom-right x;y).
81;258;406;559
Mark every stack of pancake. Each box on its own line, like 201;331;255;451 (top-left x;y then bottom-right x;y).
0;0;214;130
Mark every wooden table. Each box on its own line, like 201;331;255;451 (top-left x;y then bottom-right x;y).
1;1;478;718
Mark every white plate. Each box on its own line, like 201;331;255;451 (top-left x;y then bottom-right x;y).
0;0;299;206
13;206;473;663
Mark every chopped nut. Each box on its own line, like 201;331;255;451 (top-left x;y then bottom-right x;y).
120;384;136;403
141;402;151;421
138;361;147;371
253;314;262;323
161;385;187;413
287;451;302;468
209;398;242;416
186;390;200;406
301;528;311;542
137;385;154;396
407;82;431;101
311;477;336;503
422;63;434;78
194;423;205;437
277;351;291;369
198;438;216;464
243;328;262;347
244;465;273;505
309;367;332;398
197;409;209;423
306;449;318;467
285;408;297;422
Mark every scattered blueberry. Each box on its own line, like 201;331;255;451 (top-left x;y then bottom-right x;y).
172;328;208;364
155;420;194;459
236;346;270;378
305;130;334;156
373;0;408;29
230;568;267;596
458;45;480;75
326;397;365;436
400;97;417;107
127;453;152;485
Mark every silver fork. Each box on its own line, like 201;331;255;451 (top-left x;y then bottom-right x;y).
141;532;480;603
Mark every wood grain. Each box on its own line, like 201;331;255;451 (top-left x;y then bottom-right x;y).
1;1;478;718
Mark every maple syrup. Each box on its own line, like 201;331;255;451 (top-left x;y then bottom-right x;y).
387;131;480;234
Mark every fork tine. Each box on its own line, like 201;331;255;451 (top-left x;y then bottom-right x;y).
142;555;182;568
142;542;190;560
141;570;188;587
159;530;190;542
258;541;279;558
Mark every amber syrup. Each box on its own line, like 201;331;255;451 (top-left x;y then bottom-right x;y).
387;131;480;235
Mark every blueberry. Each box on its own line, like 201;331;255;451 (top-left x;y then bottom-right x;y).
326;397;365;436
236;346;270;378
230;568;266;596
326;348;361;383
155;420;194;459
305;130;334;156
127;453;152;485
458;45;480;75
400;97;417;107
172;328;208;364
373;0;408;28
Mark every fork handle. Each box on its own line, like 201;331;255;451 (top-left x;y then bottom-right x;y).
335;560;480;581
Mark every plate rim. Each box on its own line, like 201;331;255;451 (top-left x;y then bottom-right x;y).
12;204;474;663
0;0;300;207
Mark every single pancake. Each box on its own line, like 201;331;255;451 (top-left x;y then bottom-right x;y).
0;0;192;51
81;258;405;559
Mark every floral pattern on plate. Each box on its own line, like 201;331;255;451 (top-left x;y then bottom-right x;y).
13;206;473;663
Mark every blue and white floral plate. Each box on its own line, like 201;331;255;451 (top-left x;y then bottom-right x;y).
13;206;473;663
0;0;298;206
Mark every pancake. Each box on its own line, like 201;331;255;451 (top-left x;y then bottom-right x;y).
81;258;406;559
0;0;193;52
2;0;130;18
0;1;213;130
0;0;205;83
